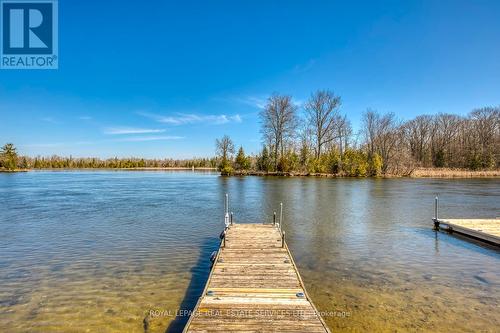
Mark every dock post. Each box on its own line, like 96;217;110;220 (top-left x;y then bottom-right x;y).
282;231;285;248
433;195;440;230
273;212;276;225
280;203;283;231
230;212;233;225
224;194;230;228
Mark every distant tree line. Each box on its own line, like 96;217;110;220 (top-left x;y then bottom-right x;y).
2;93;499;176
215;91;500;176
0;144;217;171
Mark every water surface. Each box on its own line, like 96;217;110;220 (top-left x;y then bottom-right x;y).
0;171;498;332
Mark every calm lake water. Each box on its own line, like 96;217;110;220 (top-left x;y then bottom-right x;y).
0;171;499;333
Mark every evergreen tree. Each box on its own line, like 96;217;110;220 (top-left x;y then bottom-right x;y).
235;146;250;170
257;146;271;172
0;143;18;170
368;153;383;176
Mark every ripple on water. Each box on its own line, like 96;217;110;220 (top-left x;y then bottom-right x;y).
0;172;499;332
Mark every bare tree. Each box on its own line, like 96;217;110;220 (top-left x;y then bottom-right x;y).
336;114;352;156
403;115;433;166
215;135;235;170
390;128;417;176
304;90;342;158
465;107;500;168
260;94;298;169
363;108;378;157
297;120;313;170
430;113;462;167
362;109;400;173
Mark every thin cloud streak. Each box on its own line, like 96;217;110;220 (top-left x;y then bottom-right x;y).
233;96;267;109
138;112;242;125
103;127;166;135
113;135;184;142
231;95;302;109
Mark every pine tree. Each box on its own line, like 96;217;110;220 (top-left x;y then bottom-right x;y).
235;146;250;170
258;146;270;172
0;143;18;170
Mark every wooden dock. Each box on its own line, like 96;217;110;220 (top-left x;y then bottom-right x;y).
432;196;500;246
434;218;500;246
183;223;331;333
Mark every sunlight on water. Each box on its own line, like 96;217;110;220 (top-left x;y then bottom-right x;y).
0;171;499;332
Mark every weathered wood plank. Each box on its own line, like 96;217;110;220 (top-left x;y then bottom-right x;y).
437;218;500;245
183;223;330;333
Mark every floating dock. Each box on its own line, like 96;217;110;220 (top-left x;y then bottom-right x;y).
432;196;500;246
183;223;330;333
434;218;500;246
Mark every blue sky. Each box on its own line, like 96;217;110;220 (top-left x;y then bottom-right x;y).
1;0;499;158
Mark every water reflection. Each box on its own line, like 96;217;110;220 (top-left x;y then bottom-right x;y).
0;172;498;332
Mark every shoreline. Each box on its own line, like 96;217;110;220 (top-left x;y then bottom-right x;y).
0;167;217;173
0;169;29;173
2;167;499;178
228;168;500;179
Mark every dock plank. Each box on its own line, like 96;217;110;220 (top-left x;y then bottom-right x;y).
436;218;500;245
183;223;330;333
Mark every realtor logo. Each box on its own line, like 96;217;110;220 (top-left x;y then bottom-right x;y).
1;0;58;69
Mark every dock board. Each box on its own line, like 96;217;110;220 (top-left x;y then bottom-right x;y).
436;219;500;246
183;223;330;333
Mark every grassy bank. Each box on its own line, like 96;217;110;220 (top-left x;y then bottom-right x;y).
409;168;500;178
229;168;500;178
0;168;28;173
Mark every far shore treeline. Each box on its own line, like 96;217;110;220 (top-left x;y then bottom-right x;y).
0;144;217;171
215;90;499;177
1;90;499;177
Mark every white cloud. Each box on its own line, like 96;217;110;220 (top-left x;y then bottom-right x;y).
235;96;267;109
139;112;242;125
113;135;184;142
103;127;166;135
230;114;242;123
233;95;303;109
211;95;267;109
